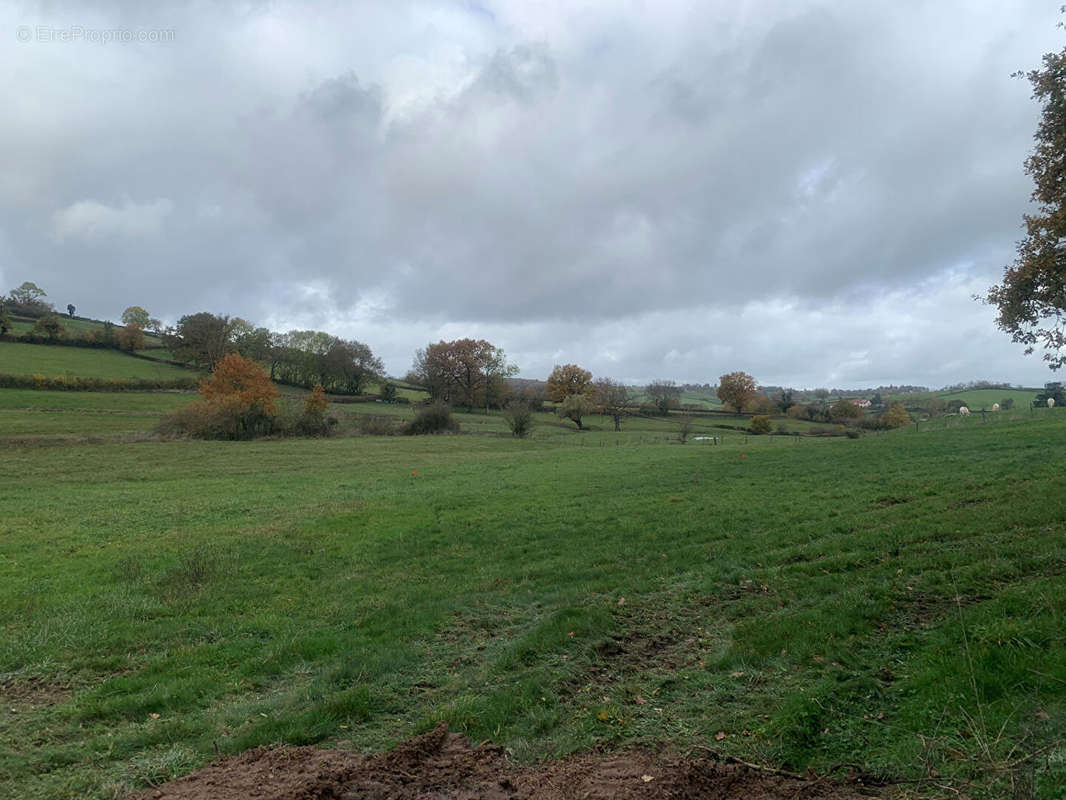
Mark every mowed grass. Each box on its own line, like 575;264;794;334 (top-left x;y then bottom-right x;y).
0;342;196;381
1;416;1064;798
0;391;197;441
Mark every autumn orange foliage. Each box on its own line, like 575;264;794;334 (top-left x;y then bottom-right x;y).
199;353;280;415
304;384;329;418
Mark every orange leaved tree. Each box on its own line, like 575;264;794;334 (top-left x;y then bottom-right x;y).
199;353;280;414
159;353;280;439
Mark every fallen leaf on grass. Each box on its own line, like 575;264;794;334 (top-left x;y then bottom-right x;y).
634;696;647;705
715;731;727;741
641;774;654;782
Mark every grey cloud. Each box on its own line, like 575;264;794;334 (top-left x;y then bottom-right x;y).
0;0;1062;386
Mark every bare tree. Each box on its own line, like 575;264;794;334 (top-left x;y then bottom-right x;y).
595;378;633;431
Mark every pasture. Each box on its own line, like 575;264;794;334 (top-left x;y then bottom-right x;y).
8;315;166;344
0;342;196;381
883;388;1041;411
0;395;1064;799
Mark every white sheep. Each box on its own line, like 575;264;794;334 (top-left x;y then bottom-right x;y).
991;403;1000;411
959;406;970;416
1049;398;1056;409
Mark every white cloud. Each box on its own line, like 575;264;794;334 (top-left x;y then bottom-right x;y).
52;198;173;242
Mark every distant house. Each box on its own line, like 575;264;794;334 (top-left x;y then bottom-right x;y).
850;398;872;408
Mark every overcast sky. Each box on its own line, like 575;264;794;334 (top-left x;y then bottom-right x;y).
2;1;1063;388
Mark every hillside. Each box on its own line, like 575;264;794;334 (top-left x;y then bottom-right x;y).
0;341;197;381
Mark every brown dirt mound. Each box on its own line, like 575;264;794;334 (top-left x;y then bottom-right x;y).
131;724;883;800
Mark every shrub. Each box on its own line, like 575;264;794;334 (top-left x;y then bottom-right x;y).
742;395;777;415
845;429;862;439
115;323;145;352
786;405;810;420
299;384;333;436
402;404;459;435
379;383;398;403
882;403;912;429
750;414;772;435
31;315;64;341
157;398;263;440
502;402;535;438
359;414;396;436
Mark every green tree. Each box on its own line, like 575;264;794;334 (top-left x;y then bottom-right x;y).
1036;382;1066;406
31;314;64;341
121;306;151;329
830;398;862;422
987;21;1066;368
66;304;76;318
165;312;233;370
0;304;10;335
9;281;46;306
557;393;595;430
717;371;757;413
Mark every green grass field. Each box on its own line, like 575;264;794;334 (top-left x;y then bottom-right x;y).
0;390;198;443
1;396;1064;799
0;342;196;381
883;388;1040;411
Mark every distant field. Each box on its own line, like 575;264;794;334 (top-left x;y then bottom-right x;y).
0;341;196;380
935;388;1040;409
628;388;722;409
879;388;1041;411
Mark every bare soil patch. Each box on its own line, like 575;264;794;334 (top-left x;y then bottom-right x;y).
130;723;882;800
0;676;72;708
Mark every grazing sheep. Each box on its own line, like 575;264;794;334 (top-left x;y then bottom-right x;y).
991;403;1000;411
1049;398;1056;409
959;406;970;416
